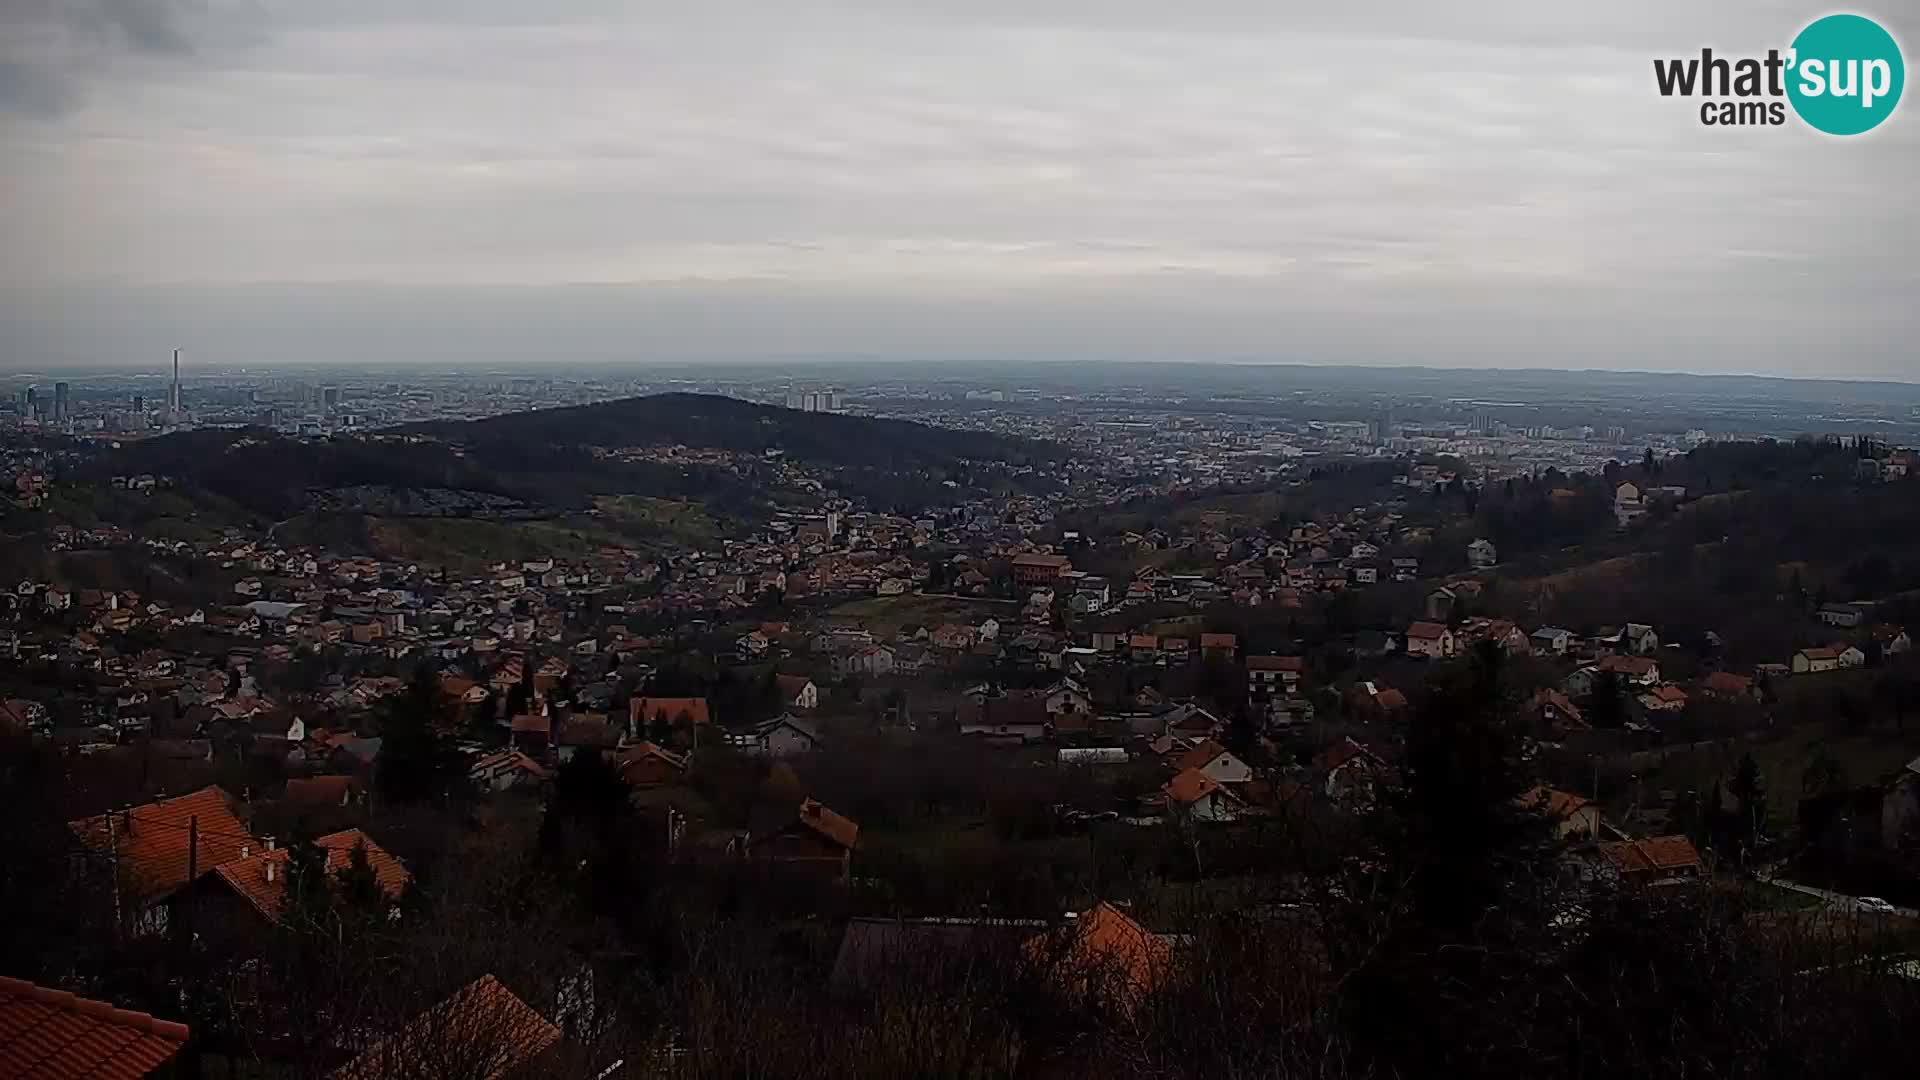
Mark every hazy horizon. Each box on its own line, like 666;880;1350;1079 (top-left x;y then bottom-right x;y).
3;2;1915;379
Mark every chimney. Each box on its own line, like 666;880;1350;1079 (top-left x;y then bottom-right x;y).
264;836;276;852
264;861;275;883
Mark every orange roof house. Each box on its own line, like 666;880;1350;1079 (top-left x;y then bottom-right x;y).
1597;836;1704;882
748;798;860;880
332;975;560;1080
210;830;411;923
0;975;190;1080
1023;902;1173;1011
69;786;258;908
617;742;689;788
628;696;711;730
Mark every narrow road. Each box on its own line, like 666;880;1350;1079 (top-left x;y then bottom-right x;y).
1755;873;1919;919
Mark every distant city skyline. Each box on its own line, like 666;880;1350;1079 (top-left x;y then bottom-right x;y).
2;2;1914;378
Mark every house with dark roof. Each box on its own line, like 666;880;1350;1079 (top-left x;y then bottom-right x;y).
747;798;859;880
732;713;821;757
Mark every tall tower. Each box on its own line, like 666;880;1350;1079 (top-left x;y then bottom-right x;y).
168;349;182;418
53;381;70;422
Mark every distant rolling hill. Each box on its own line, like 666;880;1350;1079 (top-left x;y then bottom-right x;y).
404;392;1066;474
90;394;1065;527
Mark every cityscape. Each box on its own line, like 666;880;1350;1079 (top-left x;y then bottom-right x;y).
2;0;1916;1077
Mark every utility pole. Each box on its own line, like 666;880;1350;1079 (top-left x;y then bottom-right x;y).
107;812;122;933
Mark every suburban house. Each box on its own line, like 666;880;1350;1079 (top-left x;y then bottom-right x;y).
748;798;860;880
734;714;822;757
555;714;618;763
1639;685;1689;713
330;974;562;1080
958;691;1053;743
68;786;259;936
1010;552;1073;587
469;749;553;792
1818;602;1873;628
1527;688;1587;733
1466;538;1498;568
1199;632;1238;661
197;829;410;927
628;696;712;736
1404;621;1456;660
1022;902;1173;1012
774;674;819;710
1161;768;1246;823
1701;671;1757;701
1246;655;1305;695
1595;836;1704;885
1171;740;1252;786
616;742;688;788
1597;654;1661;687
1622;622;1660;655
1313;737;1391;810
1518;786;1602;840
1530;626;1574;655
1793;646;1842;674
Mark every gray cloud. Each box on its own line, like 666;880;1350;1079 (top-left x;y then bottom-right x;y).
0;0;212;113
0;2;1913;377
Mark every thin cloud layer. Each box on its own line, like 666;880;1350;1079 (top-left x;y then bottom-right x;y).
0;2;1913;377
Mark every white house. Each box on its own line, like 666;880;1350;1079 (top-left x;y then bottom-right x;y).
1530;627;1574;655
1162;768;1244;823
1466;538;1498;569
1405;621;1456;659
1172;740;1252;785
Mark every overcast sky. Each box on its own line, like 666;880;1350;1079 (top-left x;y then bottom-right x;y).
0;1;1913;378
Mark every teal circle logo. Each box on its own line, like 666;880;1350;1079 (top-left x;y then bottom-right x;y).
1787;14;1904;135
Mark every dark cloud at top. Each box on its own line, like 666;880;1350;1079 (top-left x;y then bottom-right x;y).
0;0;208;113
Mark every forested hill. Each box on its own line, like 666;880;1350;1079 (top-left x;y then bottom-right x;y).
405;392;1067;472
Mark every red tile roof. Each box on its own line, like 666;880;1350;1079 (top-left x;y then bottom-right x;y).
1162;767;1230;805
331;975;559;1080
1599;655;1657;677
0;974;190;1080
316;830;411;899
1406;621;1449;641
212;831;410;922
1598;835;1703;878
629;696;711;727
1172;740;1231;773
1023;902;1172;1008
794;798;860;850
1517;786;1590;819
1703;671;1753;695
69;786;257;905
1246;654;1305;672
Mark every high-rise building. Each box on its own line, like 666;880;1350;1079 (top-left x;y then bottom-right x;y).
323;386;340;412
167;350;183;418
23;387;36;418
53;382;70;423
